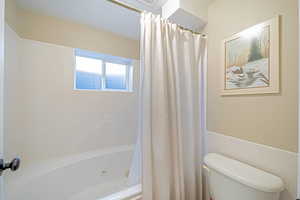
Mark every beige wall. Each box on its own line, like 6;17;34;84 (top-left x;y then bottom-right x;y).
17;8;139;60
5;0;139;60
206;0;298;152
5;0;18;33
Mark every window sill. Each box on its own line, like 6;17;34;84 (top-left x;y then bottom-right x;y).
72;88;135;94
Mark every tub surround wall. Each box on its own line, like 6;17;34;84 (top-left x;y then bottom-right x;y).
4;24;140;168
205;131;297;200
4;2;140;199
4;0;140;170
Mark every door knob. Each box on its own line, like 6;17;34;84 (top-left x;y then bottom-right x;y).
0;158;20;176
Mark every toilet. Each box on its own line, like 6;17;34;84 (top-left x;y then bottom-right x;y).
204;153;284;200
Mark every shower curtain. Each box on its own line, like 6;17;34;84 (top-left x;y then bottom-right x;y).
139;12;207;200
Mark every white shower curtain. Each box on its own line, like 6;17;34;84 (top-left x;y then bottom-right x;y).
140;12;207;200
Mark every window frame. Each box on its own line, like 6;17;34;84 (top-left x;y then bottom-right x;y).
74;49;133;92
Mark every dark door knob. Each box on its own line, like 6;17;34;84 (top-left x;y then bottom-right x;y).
0;158;21;176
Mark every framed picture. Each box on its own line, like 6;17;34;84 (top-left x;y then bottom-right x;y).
221;16;280;95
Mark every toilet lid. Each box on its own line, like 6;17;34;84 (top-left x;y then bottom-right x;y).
204;153;284;193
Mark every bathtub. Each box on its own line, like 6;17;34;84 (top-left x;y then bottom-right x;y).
6;145;142;200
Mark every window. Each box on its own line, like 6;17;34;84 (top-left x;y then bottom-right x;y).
75;49;133;91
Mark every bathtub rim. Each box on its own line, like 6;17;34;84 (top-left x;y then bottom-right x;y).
9;144;135;186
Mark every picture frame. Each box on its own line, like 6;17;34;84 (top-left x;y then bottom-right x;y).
221;16;280;95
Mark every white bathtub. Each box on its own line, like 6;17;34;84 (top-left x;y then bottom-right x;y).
6;145;141;200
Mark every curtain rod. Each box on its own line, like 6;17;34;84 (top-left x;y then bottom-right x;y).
107;0;206;37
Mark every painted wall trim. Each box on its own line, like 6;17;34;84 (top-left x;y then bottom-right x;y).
206;130;298;156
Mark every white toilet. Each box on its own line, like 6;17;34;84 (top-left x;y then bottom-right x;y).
204;153;284;200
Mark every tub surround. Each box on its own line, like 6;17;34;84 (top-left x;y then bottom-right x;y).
4;23;140;200
4;2;141;199
4;24;139;168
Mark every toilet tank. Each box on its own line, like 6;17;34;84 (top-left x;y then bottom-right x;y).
204;153;284;200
